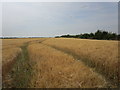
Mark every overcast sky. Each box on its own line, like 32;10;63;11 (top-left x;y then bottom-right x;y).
2;2;118;37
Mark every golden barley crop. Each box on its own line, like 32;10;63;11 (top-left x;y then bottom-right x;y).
2;39;32;67
28;43;108;88
2;38;119;88
43;38;119;86
2;38;46;86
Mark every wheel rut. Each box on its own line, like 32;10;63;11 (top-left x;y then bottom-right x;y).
2;39;47;88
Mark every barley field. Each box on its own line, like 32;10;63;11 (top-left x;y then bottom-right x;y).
1;38;119;88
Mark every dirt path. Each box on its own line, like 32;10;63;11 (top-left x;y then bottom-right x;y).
2;39;48;88
11;43;34;88
2;40;48;88
2;42;33;88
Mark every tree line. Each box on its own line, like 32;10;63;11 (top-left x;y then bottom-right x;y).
55;30;120;40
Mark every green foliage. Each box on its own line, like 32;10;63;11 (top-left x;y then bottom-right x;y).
11;43;35;88
56;30;119;40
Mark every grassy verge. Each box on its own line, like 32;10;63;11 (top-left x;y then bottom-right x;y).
10;43;35;88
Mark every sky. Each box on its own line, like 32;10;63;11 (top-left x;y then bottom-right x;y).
2;2;118;37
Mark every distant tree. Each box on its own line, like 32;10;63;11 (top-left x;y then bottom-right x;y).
82;33;90;39
89;33;94;39
61;34;70;38
55;36;60;38
75;35;80;38
111;33;117;40
102;31;108;39
94;30;103;39
118;34;120;40
58;30;119;40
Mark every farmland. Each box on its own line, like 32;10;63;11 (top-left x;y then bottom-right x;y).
1;38;119;88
